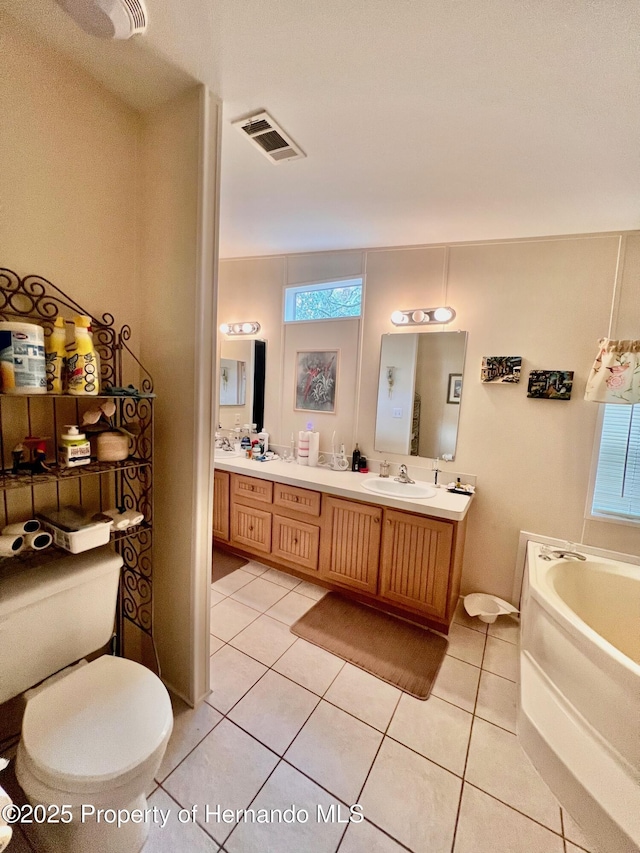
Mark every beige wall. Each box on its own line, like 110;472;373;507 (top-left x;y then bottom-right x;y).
219;233;640;601
2;17;142;339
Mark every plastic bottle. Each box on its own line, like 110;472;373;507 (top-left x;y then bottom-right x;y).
351;443;361;472
66;315;99;396
45;317;67;394
58;425;91;468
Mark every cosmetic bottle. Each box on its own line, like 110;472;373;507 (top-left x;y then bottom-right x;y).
351;443;361;472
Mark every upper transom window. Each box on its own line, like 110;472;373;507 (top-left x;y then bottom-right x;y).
284;278;363;322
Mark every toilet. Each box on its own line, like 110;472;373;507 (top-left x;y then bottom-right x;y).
0;545;173;853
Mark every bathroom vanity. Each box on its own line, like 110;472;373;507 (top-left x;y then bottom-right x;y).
213;458;473;633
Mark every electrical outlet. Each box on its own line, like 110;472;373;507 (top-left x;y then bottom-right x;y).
234;414;241;425
392;407;403;418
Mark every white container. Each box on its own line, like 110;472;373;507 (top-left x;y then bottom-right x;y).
37;507;112;554
464;592;519;623
0;321;47;395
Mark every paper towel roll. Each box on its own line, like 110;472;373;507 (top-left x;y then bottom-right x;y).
308;431;320;467
297;430;309;465
0;534;24;556
24;531;52;551
2;519;39;535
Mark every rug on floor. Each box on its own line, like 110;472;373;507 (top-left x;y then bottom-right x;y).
291;592;448;699
212;547;248;582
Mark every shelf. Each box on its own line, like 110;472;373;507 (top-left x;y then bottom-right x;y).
0;457;151;492
0;393;153;401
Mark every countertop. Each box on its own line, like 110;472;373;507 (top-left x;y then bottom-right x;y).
214;455;473;522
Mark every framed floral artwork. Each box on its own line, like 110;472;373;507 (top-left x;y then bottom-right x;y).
295;350;338;413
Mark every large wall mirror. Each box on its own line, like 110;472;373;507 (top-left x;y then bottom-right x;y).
374;331;468;460
218;339;266;431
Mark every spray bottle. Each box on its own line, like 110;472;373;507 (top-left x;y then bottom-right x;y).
45;317;67;394
67;315;99;396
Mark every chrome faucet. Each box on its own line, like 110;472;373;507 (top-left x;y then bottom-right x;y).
395;464;415;484
540;546;586;561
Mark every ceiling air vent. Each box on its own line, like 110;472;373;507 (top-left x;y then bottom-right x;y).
232;111;306;165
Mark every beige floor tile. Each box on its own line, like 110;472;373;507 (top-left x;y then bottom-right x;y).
446;622;486;667
211;568;255;596
360;737;461;853
453;597;488;634
229;614;297;666
207;644;267;713
475;670;518;733
324;662;401;731
285;700;383;803
453;783;564;853
566;844;590;853
487;614;520;645
265;590;317;625
261;567;301;589
339;819;407;852
482;636;520;682
272;638;345;695
562;809;596;852
465;717;561;832
242;560;269;576
229;670;319;754
388;693;472;776
163;719;278;845
209;635;225;655
225;762;345;853
210;597;261;642
230;576;289;612
210;589;226;606
156;695;223;782
295;579;329;600
144;788;219;852
431;654;480;713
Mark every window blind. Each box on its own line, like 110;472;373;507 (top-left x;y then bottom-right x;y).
592;404;640;520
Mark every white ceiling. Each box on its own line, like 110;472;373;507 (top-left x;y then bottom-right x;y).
215;0;640;258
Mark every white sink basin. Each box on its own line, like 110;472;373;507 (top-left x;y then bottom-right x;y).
360;478;437;499
214;449;240;460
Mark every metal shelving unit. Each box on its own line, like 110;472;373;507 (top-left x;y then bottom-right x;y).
0;267;154;663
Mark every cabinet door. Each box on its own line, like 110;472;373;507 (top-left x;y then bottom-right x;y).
272;515;320;573
319;497;381;593
379;510;452;618
213;469;230;541
230;504;272;555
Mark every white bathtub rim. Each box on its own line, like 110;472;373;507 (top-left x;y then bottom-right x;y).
526;541;640;677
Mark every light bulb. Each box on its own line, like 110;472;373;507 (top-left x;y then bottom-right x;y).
241;322;254;334
233;324;242;334
391;310;408;325
219;323;230;334
434;307;453;322
411;310;425;323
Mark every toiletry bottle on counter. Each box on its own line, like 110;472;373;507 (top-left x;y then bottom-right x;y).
351;443;361;472
58;425;91;468
45;317;66;394
66;315;99;396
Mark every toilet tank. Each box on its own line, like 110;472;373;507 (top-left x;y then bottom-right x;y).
0;546;123;705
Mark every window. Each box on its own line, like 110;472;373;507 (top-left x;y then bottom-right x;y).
284;278;362;322
592;404;640;521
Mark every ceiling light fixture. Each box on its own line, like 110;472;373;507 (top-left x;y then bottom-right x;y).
219;321;261;336
390;307;456;326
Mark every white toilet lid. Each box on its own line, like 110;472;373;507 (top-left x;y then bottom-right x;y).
22;656;173;793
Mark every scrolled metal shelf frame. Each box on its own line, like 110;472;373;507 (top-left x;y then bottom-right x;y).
0;267;155;657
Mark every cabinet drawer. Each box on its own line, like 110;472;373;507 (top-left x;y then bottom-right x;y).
273;483;321;517
272;515;320;573
230;504;272;554
232;474;273;505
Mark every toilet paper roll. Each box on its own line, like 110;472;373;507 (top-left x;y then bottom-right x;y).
2;519;40;535
0;534;24;556
308;431;320;467
297;430;309;465
24;531;52;551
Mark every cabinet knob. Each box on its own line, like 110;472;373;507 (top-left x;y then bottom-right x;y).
248;526;254;532
374;517;380;524
294;496;299;502
293;538;298;545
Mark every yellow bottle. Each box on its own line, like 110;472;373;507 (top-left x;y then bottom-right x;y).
45;317;67;394
66;315;99;396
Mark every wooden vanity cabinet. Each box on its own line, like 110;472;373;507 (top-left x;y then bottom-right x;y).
213;469;230;541
319;496;381;594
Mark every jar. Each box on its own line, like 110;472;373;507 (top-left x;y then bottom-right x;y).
96;431;129;462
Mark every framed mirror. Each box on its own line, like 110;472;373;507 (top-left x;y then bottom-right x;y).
374;331;467;460
217;339;266;431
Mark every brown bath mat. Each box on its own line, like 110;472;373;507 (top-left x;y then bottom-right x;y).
291;592;448;699
212;546;248;582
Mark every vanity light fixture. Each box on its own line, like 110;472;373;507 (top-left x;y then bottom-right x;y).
390;307;456;326
219;321;261;336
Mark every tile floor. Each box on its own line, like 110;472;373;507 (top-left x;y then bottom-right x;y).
139;562;599;853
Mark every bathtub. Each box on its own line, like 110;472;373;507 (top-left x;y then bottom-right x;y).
519;541;640;853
